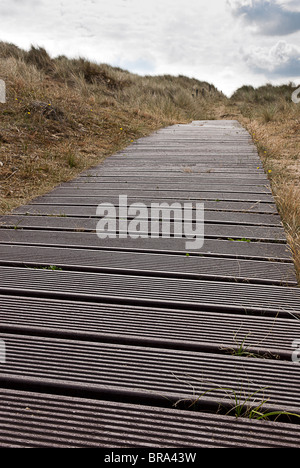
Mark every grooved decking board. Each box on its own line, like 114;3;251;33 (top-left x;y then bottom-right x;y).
0;266;299;315
0;334;300;414
13;199;278;214
0;229;292;260
40;189;274;202
51;183;272;194
73;176;271;186
0;389;299;448
84;167;268;174
101;159;261;165
12;205;282;226
0;119;299;448
0;215;286;241
0;244;296;285
0;295;298;358
78;172;270;179
80;169;269;175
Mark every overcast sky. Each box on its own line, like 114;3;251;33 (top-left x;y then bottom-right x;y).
0;0;299;95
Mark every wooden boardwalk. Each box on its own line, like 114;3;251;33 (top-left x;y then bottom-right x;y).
0;120;300;448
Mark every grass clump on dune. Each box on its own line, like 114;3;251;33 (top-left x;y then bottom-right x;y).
0;42;224;215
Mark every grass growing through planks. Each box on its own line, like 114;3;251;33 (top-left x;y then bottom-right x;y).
223;314;281;360
25;265;63;270
222;386;300;422
224;332;263;359
175;380;300;422
228;238;252;243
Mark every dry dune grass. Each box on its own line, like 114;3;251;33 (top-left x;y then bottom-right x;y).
0;43;223;214
224;84;300;283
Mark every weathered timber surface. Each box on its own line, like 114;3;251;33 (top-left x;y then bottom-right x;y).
0;120;299;448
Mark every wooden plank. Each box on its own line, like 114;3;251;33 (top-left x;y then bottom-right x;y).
0;229;292;261
0;215;286;241
12;205;282;226
0;266;299;315
14;198;278;214
54;183;272;194
0;244;296;285
1;295;298;357
39;189;274;203
0;389;299;448
0;334;300;414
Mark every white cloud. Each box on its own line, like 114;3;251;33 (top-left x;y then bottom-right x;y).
243;40;300;77
228;0;300;35
0;0;299;96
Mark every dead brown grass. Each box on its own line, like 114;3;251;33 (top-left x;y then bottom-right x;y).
221;84;300;283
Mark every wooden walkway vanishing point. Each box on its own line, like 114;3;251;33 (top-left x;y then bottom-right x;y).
0;120;300;448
